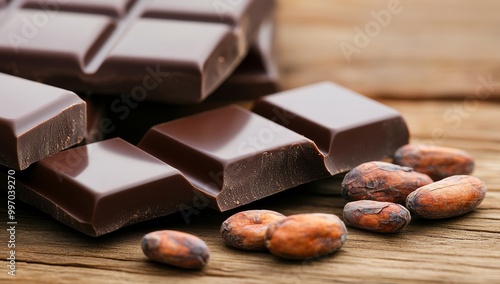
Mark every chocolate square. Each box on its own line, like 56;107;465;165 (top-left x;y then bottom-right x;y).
0;73;86;170
138;105;329;211
253;82;410;173
14;138;196;236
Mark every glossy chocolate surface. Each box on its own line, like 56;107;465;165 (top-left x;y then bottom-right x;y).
0;73;86;170
23;0;135;17
138;105;329;211
143;0;275;49
144;0;268;25
253;82;410;173
0;0;275;104
88;18;278;144
4;81;409;236
13;138;197;236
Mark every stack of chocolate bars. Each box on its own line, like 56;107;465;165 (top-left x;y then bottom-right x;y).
0;0;410;236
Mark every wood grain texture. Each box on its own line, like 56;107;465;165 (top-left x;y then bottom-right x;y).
276;0;500;99
1;100;499;283
2;0;500;283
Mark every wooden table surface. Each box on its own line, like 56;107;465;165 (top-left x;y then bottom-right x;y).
2;1;500;283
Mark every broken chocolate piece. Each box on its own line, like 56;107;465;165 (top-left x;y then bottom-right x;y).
6;138;196;237
138;105;330;211
3;82;409;236
0;0;275;104
85;17;279;144
0;73;86;170
252;81;410;173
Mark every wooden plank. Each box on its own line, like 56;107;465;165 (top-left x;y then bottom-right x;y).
276;0;500;99
1;99;499;283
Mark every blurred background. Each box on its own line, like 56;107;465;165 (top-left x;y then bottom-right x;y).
275;0;500;99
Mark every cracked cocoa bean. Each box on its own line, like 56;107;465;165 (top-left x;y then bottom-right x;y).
343;200;411;233
341;161;433;204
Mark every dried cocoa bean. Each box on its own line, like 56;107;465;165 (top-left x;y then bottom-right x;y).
141;230;210;269
341;161;433;204
221;210;286;251
343;200;411;233
265;213;347;260
406;175;486;219
393;144;474;180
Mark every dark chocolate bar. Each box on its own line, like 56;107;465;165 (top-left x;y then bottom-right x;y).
0;72;86;170
138;105;330;211
7;138;196;237
142;0;272;49
252;82;410;173
0;0;275;104
7;82;409;236
212;15;279;100
83;16;279;144
136;82;409;210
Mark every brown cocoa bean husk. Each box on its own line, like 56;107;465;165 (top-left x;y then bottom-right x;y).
393;144;474;180
341;161;433;204
141;230;210;269
343;200;411;233
221;210;286;251
265;213;347;260
406;175;486;219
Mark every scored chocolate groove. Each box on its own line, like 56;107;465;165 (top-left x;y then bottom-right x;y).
0;0;275;103
79;15;279;145
5;82;410;236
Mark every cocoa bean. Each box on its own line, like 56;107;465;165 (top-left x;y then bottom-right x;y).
221;210;286;251
406;175;486;219
141;230;210;269
265;213;347;260
343;200;411;233
341;161;433;204
393;144;474;180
